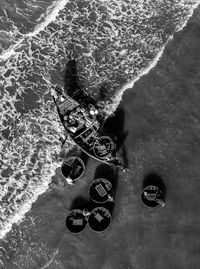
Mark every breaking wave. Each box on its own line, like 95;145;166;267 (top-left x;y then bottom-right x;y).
0;0;200;242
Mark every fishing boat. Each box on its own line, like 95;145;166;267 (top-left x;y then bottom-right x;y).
52;85;123;167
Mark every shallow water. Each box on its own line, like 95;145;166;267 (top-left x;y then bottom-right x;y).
0;0;199;244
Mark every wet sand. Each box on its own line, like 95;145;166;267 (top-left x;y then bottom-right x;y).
2;5;200;269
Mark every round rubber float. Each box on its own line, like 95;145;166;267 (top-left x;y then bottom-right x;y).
88;207;111;233
141;185;165;207
61;156;85;181
66;209;88;234
89;178;114;203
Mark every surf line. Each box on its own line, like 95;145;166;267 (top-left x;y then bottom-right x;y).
106;0;200;115
26;0;69;38
106;37;172;115
0;0;69;62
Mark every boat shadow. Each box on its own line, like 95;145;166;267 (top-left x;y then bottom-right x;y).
103;106;129;168
63;59;96;106
64;58;80;96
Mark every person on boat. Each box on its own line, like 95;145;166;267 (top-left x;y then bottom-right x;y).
65;115;78;133
88;104;99;116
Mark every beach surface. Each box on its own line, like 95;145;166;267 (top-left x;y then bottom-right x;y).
1;4;200;269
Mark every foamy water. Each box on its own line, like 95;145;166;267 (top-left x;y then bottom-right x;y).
0;0;200;244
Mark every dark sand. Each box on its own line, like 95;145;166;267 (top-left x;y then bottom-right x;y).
2;6;200;269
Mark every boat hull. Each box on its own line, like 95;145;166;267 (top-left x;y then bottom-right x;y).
53;93;119;166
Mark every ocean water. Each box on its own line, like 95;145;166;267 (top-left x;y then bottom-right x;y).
0;0;199;243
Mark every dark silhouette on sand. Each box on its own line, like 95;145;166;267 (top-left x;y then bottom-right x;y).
103;107;128;168
94;164;118;215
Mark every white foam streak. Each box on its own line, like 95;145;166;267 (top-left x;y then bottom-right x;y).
106;37;173;114
0;40;23;61
176;1;200;32
0;162;61;240
0;0;69;61
1;0;200;245
106;1;200;114
26;0;69;38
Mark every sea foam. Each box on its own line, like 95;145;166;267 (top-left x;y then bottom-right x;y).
0;0;69;61
0;0;200;246
107;0;200;114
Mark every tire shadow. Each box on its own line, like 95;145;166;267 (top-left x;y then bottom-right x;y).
93;164;119;216
70;196;89;211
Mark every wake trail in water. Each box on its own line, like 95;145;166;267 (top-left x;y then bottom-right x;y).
0;0;200;249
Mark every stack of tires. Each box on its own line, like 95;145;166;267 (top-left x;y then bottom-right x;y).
61;156;85;183
87;178;114;233
141;173;166;208
66;178;114;234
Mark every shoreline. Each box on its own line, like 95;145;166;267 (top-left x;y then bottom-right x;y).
1;2;200;268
